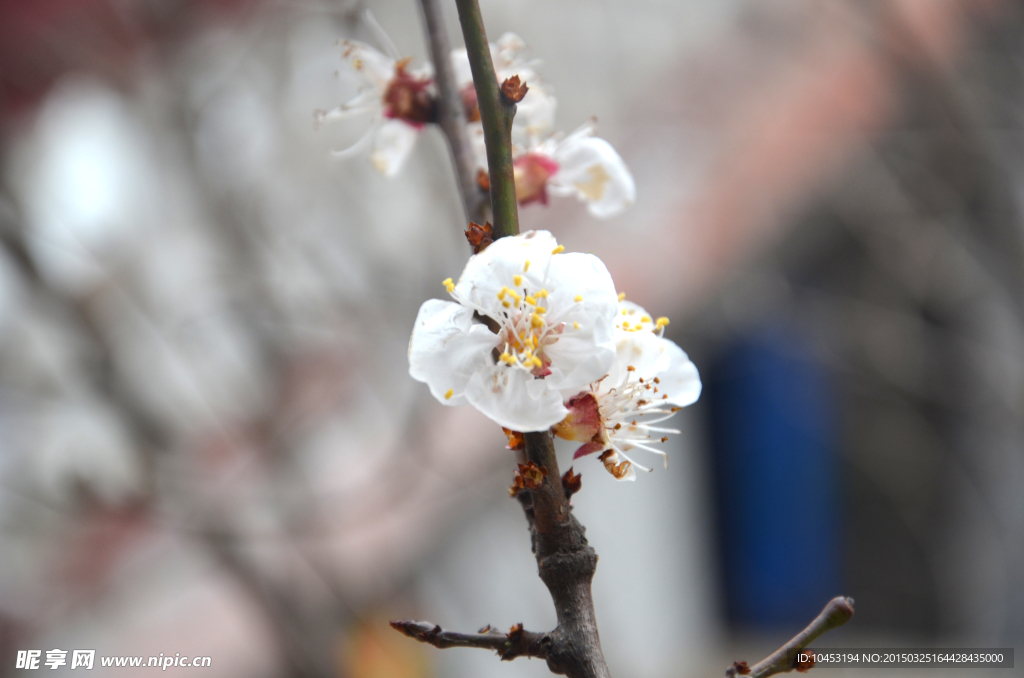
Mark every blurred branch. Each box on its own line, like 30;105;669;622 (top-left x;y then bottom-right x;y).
418;0;486;225
390;620;550;660
725;597;855;678
453;0;518;239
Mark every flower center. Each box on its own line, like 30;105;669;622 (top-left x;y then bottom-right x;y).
493;267;564;378
383;58;436;126
592;367;681;471
513;154;560;205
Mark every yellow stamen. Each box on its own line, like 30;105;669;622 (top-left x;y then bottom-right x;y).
525;296;537;306
623;321;631;329
524;260;531;272
641;315;651;323
502;301;511;308
531;314;544;328
535;307;547;314
655;317;670;328
573;321;580;329
551;245;565;254
500;352;517;365
574;295;583;302
498;286;508;300
531;356;543;368
513;274;523;287
617;292;626;302
535;289;549;298
442;278;455;293
444;388;453;399
508;289;521;301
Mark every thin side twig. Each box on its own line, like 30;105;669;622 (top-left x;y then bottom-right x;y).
390;620;551;660
726;596;855;678
417;0;487;225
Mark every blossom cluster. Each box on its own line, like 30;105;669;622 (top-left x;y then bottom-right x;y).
409;231;701;481
318;33;636;218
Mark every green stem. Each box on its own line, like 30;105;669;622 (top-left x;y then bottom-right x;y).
453;0;519;239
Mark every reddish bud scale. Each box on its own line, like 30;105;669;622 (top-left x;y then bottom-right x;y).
500;75;529;103
466;221;494;254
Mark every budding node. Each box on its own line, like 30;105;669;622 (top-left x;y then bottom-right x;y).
500;75;529;103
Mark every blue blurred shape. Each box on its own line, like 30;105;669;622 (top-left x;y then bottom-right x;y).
708;326;839;627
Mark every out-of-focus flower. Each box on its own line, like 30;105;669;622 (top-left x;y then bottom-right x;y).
475;121;636;218
553;300;701;481
315;41;435;177
516;122;636;218
408;231;618;431
451;32;557;136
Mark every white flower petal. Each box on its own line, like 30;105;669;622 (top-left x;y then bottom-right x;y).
550;134;636;218
514;87;558;138
342;41;397;91
453;230;559;317
659;341;702;407
450;48;473;89
541;253;619;394
409;299;496;406
464;364;568;431
370;119;420;176
610;330;673;384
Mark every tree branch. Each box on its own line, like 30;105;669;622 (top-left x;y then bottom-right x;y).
390;620;551;660
726;597;855;678
453;0;519;239
392;3;609;675
417;0;487;225
519;431;611;678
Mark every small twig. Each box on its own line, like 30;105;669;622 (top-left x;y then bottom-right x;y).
453;0;519;239
390;620;551;661
417;0;487;225
726;597;855;678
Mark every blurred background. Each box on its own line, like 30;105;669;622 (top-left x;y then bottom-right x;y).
1;0;1022;676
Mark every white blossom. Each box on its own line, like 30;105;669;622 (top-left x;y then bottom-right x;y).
315;41;435;177
409;231;619;431
554;299;701;480
451;32;558;138
511;121;636;218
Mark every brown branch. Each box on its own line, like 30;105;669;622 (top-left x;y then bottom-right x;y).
417;0;487;225
390;620;551;661
726;597;855;678
520;431;611;678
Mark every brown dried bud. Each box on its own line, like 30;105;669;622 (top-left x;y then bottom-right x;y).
502;427;524;451
598;450;632;480
501;75;529;103
562;467;583;498
476;168;490;192
729;661;751;676
507;623;524;640
795;651;815;673
465;221;494;254
478;624;492;634
519;462;547;488
509;461;547;496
